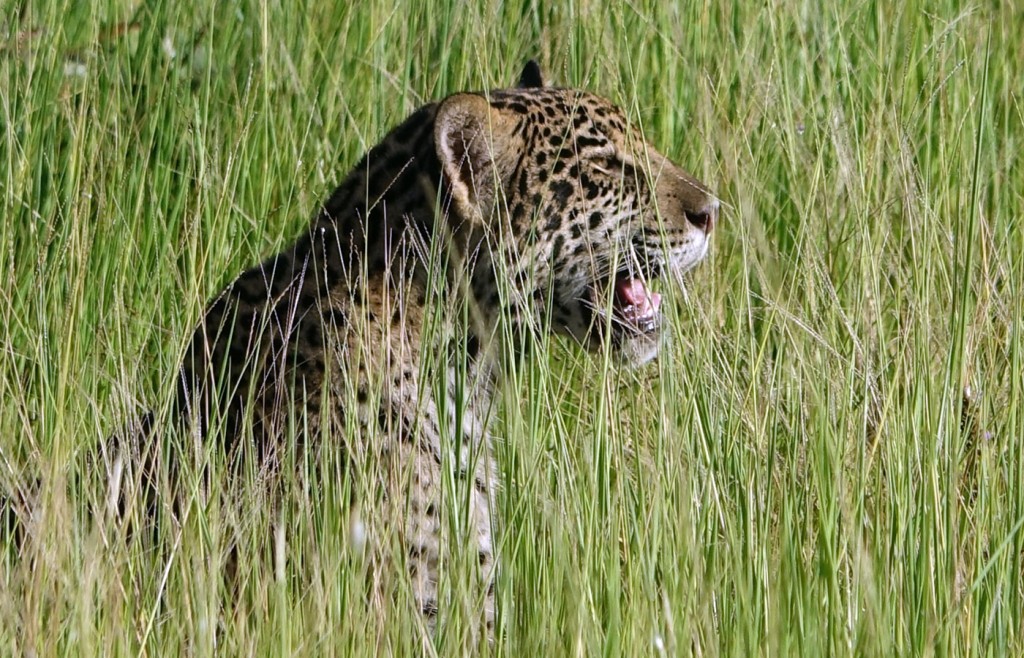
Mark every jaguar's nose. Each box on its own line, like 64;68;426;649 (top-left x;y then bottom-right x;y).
685;199;719;234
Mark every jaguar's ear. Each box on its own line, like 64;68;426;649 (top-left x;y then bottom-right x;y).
517;60;544;88
435;93;518;224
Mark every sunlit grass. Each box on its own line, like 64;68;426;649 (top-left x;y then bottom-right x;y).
2;0;1022;655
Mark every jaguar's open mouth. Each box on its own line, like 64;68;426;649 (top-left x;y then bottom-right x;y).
612;274;662;336
584;268;666;366
589;263;665;343
581;228;711;365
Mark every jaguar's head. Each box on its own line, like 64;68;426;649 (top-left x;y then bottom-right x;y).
435;62;718;365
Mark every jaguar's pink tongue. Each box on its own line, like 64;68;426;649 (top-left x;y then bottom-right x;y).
614;277;661;325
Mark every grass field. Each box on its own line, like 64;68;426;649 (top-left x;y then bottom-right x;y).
2;0;1023;655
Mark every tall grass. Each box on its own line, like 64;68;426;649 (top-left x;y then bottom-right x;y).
2;0;1022;655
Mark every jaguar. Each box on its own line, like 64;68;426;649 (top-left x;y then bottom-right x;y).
155;60;717;639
